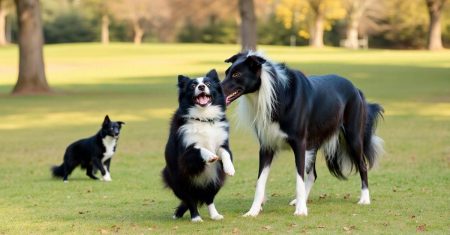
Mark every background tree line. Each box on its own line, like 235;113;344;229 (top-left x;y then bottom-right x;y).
1;0;449;49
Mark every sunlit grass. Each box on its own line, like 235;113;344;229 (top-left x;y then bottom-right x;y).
0;43;449;234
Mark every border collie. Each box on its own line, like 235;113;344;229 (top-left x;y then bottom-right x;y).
221;51;384;217
162;69;235;222
52;115;124;182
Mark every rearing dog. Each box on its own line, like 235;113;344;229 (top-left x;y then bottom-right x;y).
221;51;384;216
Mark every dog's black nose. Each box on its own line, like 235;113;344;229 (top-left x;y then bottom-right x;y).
198;84;205;91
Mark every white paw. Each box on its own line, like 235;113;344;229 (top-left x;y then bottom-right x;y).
357;198;371;205
173;215;181;219
205;155;219;164
223;162;235;176
191;216;203;222
289;199;296;206
63;180;69;183
243;207;262;217
358;189;370;205
102;173;112;182
294;206;308;216
211;214;224;220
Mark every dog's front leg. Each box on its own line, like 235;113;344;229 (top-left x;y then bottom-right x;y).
195;146;219;163
93;158;111;182
218;147;235;176
244;148;275;217
288;137;308;216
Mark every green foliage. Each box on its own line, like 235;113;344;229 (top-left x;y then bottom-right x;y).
0;43;449;233
258;14;302;45
178;19;237;44
44;11;97;44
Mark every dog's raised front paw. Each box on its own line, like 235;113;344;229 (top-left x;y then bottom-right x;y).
223;162;235;176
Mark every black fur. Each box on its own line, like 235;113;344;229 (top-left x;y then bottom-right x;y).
162;69;233;221
52;115;124;181
221;51;384;213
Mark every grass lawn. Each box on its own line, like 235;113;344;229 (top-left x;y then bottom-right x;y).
0;43;449;234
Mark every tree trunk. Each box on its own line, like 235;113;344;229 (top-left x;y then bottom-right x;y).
238;0;257;51
345;19;359;49
0;1;7;46
101;14;109;44
133;21;144;45
310;13;324;48
13;0;50;94
426;0;446;50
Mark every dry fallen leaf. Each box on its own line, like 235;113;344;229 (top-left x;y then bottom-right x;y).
317;225;326;228
262;225;272;230
416;224;426;232
100;229;108;234
232;227;240;234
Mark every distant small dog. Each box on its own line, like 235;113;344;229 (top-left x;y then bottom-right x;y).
162;69;235;222
52;115;124;182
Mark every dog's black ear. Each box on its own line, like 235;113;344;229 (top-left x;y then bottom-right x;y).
245;55;266;71
224;52;244;63
206;69;220;83
178;75;190;90
246;55;266;66
103;115;111;126
117;121;125;126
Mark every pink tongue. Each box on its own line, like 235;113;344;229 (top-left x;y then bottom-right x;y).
198;96;209;105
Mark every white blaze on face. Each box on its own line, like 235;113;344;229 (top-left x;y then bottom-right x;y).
194;77;212;107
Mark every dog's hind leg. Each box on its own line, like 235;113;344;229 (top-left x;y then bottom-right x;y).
205;194;223;220
63;162;76;182
173;202;188;219
343;98;371;205
186;201;202;222
243;148;275;217
207;203;224;220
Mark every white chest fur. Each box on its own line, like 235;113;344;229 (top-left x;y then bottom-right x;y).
179;120;228;153
179;106;228;153
102;136;117;163
239;94;288;150
178;106;228;186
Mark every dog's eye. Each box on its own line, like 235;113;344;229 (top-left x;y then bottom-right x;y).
191;84;196;89
232;72;241;78
205;82;211;87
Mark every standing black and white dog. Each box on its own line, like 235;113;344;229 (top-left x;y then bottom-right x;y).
221;51;384;216
162;69;235;222
52;115;124;182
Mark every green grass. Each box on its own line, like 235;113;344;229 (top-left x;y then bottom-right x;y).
0;43;449;234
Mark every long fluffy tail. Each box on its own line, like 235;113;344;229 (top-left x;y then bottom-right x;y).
51;164;64;178
363;103;385;169
323;101;384;179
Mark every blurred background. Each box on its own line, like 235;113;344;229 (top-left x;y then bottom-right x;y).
1;0;449;49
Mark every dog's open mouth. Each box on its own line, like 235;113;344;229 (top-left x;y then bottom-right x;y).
225;89;242;106
195;92;212;107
